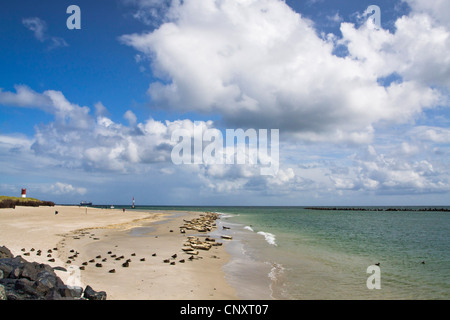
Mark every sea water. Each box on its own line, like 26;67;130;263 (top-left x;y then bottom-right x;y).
122;206;450;299
214;207;450;300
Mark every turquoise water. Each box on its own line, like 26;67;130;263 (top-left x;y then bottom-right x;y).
120;206;450;299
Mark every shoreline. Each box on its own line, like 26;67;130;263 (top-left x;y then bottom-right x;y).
0;205;238;299
213;214;276;300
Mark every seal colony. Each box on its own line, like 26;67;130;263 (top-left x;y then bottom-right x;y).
178;212;225;259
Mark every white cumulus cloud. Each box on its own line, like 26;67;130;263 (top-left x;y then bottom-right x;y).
45;182;87;195
120;0;447;144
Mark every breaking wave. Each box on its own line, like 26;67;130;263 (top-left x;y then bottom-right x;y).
257;231;277;246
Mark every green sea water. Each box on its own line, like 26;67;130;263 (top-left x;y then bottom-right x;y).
119;206;450;299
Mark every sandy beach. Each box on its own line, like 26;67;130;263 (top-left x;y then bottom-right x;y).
0;205;237;299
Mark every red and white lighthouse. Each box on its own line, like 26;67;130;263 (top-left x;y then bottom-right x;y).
21;188;27;198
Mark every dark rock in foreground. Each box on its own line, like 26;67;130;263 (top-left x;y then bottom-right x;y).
83;285;107;300
0;246;106;300
0;246;13;259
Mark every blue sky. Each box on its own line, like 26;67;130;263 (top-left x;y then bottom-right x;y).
0;0;449;205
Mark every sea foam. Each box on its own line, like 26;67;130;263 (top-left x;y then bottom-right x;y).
268;262;285;282
257;231;277;246
267;262;285;299
244;226;254;232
